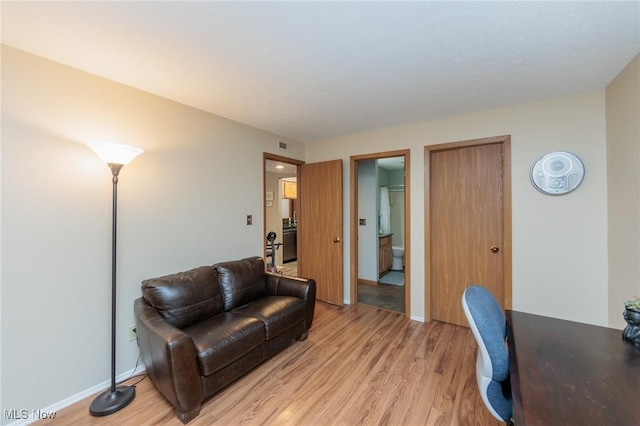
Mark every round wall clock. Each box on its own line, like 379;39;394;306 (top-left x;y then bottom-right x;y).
530;151;585;195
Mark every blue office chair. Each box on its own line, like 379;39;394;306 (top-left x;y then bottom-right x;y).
461;285;513;423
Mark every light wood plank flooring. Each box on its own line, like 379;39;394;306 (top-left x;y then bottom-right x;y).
39;302;502;425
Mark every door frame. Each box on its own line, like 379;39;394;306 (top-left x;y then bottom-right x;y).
263;152;305;262
424;135;512;322
350;149;411;318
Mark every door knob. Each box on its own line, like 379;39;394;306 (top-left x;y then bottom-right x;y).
490;246;499;253
334;237;341;243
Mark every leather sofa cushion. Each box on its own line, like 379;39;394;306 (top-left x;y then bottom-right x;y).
214;257;267;311
141;266;224;329
235;296;306;340
183;312;265;376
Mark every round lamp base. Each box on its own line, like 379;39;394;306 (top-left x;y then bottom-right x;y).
89;385;135;417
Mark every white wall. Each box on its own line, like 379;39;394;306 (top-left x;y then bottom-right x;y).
307;91;609;325
606;54;640;328
389;191;404;249
389;169;405;249
357;159;377;281
0;46;305;419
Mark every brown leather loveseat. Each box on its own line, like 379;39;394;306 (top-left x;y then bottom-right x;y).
134;256;316;423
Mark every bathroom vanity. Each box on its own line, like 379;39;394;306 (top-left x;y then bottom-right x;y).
378;234;393;276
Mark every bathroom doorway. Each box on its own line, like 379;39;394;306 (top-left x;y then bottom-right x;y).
350;150;410;317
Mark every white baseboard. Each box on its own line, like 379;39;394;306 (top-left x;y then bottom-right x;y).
4;365;146;426
410;315;425;322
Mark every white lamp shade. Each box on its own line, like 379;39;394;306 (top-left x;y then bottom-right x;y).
87;142;143;165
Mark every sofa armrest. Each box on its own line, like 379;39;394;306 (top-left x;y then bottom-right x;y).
134;298;202;423
265;273;316;331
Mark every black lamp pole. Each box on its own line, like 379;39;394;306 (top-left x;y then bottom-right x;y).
89;162;135;416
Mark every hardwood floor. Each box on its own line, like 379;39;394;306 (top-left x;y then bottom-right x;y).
279;261;297;276
39;303;502;425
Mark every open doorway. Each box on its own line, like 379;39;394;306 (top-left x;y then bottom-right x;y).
350;150;410;317
264;153;344;305
263;153;304;275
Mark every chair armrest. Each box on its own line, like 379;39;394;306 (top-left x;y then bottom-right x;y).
265;273;316;331
134;298;202;422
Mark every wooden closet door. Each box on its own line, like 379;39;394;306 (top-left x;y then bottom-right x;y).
430;143;504;326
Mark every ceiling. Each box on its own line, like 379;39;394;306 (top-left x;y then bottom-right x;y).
378;156;405;171
266;159;297;176
2;1;639;143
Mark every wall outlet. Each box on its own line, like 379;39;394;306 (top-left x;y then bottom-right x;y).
127;325;137;342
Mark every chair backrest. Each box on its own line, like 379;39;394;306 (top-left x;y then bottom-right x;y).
461;285;512;422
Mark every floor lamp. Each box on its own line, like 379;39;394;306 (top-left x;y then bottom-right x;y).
87;142;143;416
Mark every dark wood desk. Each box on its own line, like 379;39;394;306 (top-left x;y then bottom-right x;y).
506;310;640;425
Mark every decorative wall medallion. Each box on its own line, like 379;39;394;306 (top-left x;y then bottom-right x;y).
530;151;585;195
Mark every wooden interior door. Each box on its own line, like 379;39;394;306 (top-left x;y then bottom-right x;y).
298;159;344;305
430;143;504;326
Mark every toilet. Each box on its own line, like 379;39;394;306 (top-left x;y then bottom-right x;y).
391;247;404;271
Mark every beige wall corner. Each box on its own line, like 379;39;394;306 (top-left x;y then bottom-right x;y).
606;54;640;328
